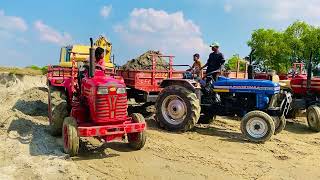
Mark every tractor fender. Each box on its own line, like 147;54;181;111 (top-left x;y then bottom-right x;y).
159;79;201;93
160;79;201;92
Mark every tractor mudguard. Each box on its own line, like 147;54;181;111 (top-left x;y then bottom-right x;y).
160;79;201;93
160;79;202;101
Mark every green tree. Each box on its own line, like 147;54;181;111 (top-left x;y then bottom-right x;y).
284;21;310;62
248;29;291;74
225;54;247;71
247;20;320;74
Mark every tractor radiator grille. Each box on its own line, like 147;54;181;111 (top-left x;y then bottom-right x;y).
95;95;128;120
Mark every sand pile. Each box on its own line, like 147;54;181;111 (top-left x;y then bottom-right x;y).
0;73;46;92
0;73;83;179
121;50;170;70
0;73;20;88
13;87;49;117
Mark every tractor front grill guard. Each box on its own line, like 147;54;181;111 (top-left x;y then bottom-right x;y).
77;122;146;137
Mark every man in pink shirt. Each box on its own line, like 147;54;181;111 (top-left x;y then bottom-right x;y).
95;47;105;70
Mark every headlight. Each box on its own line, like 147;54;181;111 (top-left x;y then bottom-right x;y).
97;87;109;94
116;87;126;94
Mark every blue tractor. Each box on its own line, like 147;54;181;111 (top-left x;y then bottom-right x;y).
155;72;292;143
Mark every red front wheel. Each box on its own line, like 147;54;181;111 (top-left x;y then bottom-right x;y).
128;113;147;150
63;117;79;156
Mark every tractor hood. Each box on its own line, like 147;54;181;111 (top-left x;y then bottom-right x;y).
213;76;280;94
91;75;125;88
84;71;126;88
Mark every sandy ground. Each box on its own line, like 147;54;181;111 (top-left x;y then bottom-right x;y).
0;73;319;180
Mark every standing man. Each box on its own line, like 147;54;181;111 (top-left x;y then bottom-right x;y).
201;42;225;80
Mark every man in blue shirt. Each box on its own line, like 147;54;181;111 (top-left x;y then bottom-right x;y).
201;42;225;80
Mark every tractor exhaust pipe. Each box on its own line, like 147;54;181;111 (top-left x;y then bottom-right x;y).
248;65;253;79
89;38;95;78
307;51;313;92
248;49;255;79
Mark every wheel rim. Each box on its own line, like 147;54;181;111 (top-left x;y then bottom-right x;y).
161;95;187;125
246;117;268;138
63;125;69;150
308;110;317;127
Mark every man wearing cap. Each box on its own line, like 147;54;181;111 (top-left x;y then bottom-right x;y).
201;42;225;80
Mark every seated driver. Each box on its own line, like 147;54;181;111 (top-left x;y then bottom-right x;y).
187;53;203;78
95;47;106;71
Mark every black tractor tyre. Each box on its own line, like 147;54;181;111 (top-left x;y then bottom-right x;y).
62;117;79;157
48;85;69;136
272;116;286;135
307;105;320;132
155;85;201;132
128;113;147;150
50;102;69;136
241;111;275;143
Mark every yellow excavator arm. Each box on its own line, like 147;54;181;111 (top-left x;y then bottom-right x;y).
59;35;113;68
94;35;113;68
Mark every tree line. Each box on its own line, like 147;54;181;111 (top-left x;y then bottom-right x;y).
226;21;320;74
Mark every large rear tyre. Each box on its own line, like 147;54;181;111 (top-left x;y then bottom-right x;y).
272;116;286;135
155;85;200;131
62;117;79;157
128;113;146;150
241;111;275;143
48;85;68;136
307;105;320;132
50;102;68;136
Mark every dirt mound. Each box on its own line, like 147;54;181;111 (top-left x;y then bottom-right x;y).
0;73;83;179
0;73;22;88
0;73;46;93
121;50;170;70
13;87;48;117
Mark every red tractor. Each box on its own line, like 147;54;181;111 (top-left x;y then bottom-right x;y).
288;53;320;132
47;38;146;156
